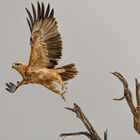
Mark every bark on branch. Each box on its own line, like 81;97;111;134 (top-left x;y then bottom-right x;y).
112;72;140;134
60;103;107;140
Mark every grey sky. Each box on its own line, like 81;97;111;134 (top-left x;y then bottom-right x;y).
0;0;140;139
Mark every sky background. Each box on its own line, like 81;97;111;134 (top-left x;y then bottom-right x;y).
0;0;140;139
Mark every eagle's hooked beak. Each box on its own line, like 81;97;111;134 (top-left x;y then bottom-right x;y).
12;63;15;68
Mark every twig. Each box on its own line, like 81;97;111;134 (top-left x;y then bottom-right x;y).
60;131;92;139
113;96;125;101
60;103;107;140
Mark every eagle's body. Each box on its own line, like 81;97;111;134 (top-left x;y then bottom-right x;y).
22;66;65;85
6;2;78;100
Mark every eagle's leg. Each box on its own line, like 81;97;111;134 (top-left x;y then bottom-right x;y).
45;83;66;101
62;83;68;91
55;75;67;91
5;79;27;93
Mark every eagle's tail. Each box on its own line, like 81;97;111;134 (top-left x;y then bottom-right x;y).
56;63;78;81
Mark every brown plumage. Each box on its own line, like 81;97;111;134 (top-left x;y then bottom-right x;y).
6;2;78;101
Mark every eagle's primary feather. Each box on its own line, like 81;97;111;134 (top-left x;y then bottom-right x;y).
26;2;62;68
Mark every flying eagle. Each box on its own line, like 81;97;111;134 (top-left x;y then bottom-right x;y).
6;2;78;100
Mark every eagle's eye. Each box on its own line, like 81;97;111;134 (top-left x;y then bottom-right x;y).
16;63;20;66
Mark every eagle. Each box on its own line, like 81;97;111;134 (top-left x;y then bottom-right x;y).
6;2;78;101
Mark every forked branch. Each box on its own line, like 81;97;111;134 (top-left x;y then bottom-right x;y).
112;72;140;134
60;103;107;140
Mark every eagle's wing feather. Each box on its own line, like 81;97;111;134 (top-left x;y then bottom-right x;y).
26;2;63;69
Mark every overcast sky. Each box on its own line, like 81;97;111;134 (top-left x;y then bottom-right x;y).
0;0;140;140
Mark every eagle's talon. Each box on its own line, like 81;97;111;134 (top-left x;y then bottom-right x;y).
62;85;68;91
5;82;17;93
64;86;68;90
9;83;16;89
9;82;16;87
5;88;15;93
5;88;12;93
61;95;66;101
6;83;13;89
60;91;66;101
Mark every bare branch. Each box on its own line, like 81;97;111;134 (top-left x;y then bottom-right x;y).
113;96;125;101
112;72;140;134
60;131;93;139
112;72;137;115
60;103;107;140
104;129;108;140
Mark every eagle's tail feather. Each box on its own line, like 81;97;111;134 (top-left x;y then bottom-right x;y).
56;63;78;81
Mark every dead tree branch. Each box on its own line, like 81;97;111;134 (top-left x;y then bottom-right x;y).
60;103;107;140
104;130;108;140
112;72;140;134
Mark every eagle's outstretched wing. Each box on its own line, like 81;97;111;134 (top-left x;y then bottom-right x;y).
26;2;63;69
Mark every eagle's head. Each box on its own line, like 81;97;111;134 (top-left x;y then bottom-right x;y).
12;62;23;69
12;62;27;76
